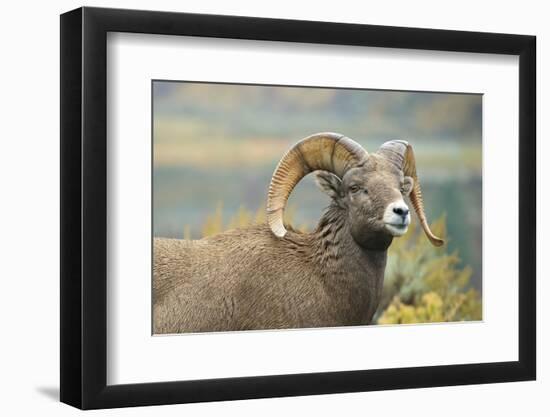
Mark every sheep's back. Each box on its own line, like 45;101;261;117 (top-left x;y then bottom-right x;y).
152;224;323;333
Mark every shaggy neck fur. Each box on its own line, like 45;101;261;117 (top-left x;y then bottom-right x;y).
308;204;389;323
313;204;393;254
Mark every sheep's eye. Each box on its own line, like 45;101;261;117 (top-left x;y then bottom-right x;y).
349;185;360;193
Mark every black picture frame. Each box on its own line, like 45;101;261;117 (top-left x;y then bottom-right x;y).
60;6;536;410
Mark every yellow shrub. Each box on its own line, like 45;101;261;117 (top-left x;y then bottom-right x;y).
201;202;224;237
376;216;482;324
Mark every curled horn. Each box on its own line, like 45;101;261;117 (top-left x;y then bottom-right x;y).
267;132;368;238
377;140;444;247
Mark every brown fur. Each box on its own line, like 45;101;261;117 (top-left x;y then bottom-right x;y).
153;153;412;334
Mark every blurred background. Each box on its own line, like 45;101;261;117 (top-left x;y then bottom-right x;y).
153;81;482;323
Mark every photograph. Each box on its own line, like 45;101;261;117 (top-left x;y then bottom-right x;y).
152;81;483;334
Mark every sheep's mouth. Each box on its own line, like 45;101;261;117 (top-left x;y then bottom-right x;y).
384;222;409;236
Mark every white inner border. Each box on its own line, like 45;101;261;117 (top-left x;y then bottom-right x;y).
107;32;519;385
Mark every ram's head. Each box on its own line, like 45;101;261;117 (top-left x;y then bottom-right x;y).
267;132;443;247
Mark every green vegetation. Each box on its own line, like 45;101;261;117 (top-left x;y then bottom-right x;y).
185;205;482;325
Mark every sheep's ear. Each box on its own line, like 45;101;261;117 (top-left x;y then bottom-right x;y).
402;176;414;196
315;171;343;200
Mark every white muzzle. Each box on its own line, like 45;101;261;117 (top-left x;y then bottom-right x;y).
383;200;411;236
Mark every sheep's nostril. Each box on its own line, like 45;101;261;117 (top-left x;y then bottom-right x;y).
393;207;410;217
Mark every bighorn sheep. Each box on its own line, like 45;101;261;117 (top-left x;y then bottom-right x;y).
153;132;443;334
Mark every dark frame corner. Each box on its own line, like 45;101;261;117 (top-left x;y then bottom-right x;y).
60;6;536;410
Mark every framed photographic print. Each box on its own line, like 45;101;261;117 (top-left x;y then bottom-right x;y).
60;6;536;409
